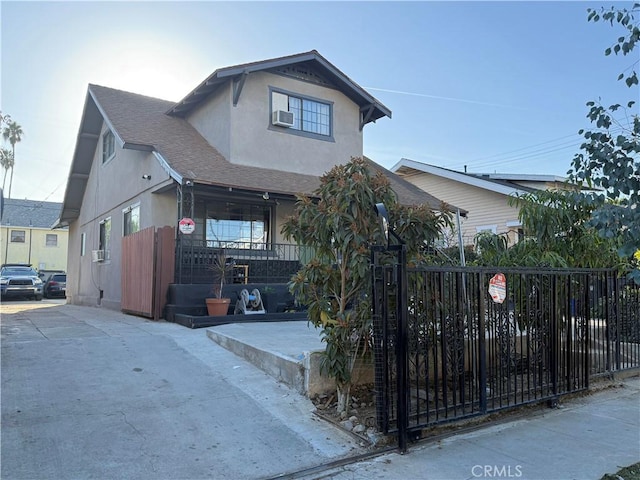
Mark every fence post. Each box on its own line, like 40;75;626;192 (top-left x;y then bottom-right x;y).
584;272;591;389
395;244;409;453
614;273;621;372
478;272;487;414
550;274;559;402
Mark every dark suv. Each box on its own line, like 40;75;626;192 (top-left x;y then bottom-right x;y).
44;273;67;299
0;264;44;300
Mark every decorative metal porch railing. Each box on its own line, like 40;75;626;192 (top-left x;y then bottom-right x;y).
175;238;303;285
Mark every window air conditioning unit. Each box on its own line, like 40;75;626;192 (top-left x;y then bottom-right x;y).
92;250;105;263
272;110;294;127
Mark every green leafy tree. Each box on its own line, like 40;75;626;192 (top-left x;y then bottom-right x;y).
2;120;24;199
568;3;640;281
473;189;621;269
282;157;451;413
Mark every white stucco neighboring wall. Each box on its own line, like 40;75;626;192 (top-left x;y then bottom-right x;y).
186;71;363;176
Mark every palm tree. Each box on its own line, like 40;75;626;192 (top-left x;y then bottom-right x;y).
0;147;14;192
2;120;23;199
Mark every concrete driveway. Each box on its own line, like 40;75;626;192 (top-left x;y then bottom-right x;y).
1;301;362;479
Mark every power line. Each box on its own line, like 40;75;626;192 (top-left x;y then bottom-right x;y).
449;123;633;172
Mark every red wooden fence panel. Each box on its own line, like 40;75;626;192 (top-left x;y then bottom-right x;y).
154;226;175;320
121;227;155;318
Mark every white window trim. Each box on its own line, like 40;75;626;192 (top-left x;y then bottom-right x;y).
122;202;141;237
99;217;112;262
45;233;58;247
476;224;498;234
102;129;115;164
10;230;25;243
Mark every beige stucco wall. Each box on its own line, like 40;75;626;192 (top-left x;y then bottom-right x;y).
188;86;232;160
400;172;522;246
187;71;363;177
68;123;177;309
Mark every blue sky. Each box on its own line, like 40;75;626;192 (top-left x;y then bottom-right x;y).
1;1;637;202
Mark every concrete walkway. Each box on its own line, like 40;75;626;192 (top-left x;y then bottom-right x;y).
1;302;363;480
2;302;639;480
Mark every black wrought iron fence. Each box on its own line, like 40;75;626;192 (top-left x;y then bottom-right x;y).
373;265;640;448
175;238;303;284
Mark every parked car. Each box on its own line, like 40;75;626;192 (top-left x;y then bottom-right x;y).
44;273;67;299
0;264;44;300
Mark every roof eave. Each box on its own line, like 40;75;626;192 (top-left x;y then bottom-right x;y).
166;51;391;123
392;158;528;197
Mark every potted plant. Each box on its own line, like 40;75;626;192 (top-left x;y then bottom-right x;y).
205;249;234;316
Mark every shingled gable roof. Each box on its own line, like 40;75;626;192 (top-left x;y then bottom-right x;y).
97;84;449;207
57;58;447;226
2;199;65;229
391;158;537;197
167;50;391;126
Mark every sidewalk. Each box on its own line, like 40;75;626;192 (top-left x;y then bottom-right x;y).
285;376;640;480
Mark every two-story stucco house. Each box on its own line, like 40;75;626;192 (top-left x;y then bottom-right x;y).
1;199;68;276
56;51;446;316
391;159;582;246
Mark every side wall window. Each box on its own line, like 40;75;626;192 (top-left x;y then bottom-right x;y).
10;230;25;243
123;204;140;236
45;234;58;247
102;130;115;163
99;217;111;260
80;232;86;256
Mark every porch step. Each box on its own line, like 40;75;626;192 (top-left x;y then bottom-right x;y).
206;321;335;397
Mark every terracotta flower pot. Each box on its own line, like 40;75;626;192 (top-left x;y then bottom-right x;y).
205;298;231;316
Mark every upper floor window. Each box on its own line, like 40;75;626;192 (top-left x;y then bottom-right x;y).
10;230;25;243
45;234;58;247
123;204;140;236
271;90;332;139
102;130;115;163
80;232;86;256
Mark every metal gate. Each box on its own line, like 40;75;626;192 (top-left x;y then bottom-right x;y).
371;257;627;450
121;226;175;319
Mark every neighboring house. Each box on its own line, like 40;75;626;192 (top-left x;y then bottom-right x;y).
391;158;579;246
56;51;446;313
1;199;68;275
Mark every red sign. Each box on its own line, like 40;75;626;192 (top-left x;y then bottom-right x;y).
489;273;507;304
178;217;195;235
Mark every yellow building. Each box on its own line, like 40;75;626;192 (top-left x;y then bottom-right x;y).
1;199;68;276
